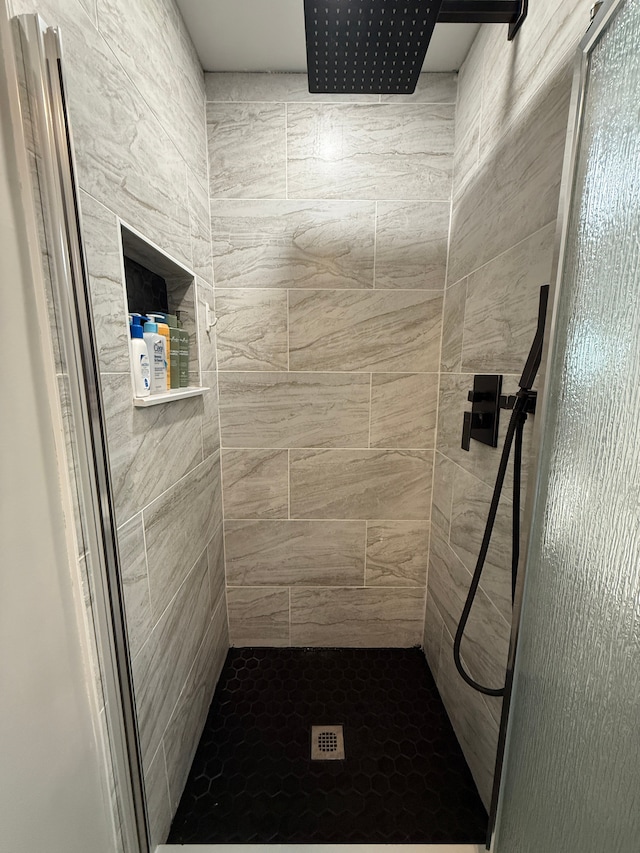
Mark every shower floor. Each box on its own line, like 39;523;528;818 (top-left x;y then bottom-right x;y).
168;647;488;844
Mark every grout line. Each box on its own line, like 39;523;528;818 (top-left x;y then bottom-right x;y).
219;446;436;452
139;511;155;626
367;373;373;448
288;587;292;647
224;517;428;523
287;448;291;520
209;196;454;204
363;521;369;587
372;200;378;288
284;103;288;199
286;289;290;371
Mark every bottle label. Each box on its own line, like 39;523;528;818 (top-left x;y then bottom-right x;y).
140;353;150;390
152;339;165;381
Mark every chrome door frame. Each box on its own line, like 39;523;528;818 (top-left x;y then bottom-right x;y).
15;14;149;853
487;0;628;847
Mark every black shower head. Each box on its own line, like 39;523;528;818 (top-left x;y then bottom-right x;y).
303;0;444;95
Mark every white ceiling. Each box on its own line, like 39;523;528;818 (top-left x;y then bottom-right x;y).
176;0;480;73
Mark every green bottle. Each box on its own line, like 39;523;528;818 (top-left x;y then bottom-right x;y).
175;312;190;388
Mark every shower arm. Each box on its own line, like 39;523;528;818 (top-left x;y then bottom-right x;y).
439;1;528;40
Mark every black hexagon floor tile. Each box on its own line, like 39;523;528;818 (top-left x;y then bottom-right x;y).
168;647;487;844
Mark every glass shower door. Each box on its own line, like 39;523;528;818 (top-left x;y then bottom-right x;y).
492;0;640;851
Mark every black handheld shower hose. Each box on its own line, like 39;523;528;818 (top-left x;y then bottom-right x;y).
453;285;550;697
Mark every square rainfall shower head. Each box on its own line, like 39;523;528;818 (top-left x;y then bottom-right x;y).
304;0;444;95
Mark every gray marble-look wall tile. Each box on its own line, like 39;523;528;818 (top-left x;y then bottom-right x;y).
218;372;370;448
209;199;375;290
432;451;455;538
132;550;210;769
290;449;433;520
227;588;289;646
201;371;220;459
374;201;449;290
215;289;288;371
380;72;457;104
222;449;288;519
290;588;425;647
452;26;485;200
207;102;286;198
428;529;510;716
440;277;467;373
225;519;366;586
461;224;555;373
448;64;571;283
287;104;455;200
49;1;193;268
117;513;152;660
205;71;377;103
101;373;203;525
143;745;171;849
144;454;220;620
97;0;207;186
187;169;213;286
436;624;499;809
58;375;87;557
207;523;226;613
479;0;591;158
288;290;443;373
449;465;513;623
78;553;104;709
196;279;217;374
423;594;444;681
163;597;228;810
79;191;129;373
365;521;430;587
369;373;438;449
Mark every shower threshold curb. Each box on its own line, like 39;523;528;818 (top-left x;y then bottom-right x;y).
157;845;484;852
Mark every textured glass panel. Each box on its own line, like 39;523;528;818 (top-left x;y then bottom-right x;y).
494;2;640;851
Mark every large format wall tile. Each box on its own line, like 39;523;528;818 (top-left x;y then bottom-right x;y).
440;277;467;373
449;466;513;623
428;530;510;716
187;169;213;285
461;224;555;373
369;373;438;448
221;450;288;519
205;71;380;103
225;519;365;586
144;455;220;620
365;521;430;587
207;102;286;198
144;743;171;849
423;593;445;681
479;0;591;156
227;588;289;646
30;0;194;267
287;104;455;199
448;64;571;283
290;588;425;646
132;551;210;770
288;290;443;372
101;374;203;525
218;372;370;448
380;72;457;104
97;0;207;187
209;199;375;290
215;289;288;371
436;625;499;809
431;451;455;538
117;513;153;659
374;201;449;290
79;191;129;373
163;598;228;810
290;449;433;520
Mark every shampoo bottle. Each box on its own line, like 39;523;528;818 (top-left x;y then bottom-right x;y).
143;320;167;394
152;312;180;389
147;313;171;390
130;321;150;397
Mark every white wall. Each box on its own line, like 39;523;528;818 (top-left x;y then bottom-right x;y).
0;4;114;850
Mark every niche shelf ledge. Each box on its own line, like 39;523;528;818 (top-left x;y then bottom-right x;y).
133;386;208;407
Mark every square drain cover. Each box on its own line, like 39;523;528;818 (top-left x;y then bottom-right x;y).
311;725;345;760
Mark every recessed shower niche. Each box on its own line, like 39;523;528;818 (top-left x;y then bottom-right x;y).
120;224;208;406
